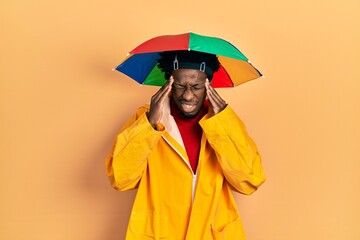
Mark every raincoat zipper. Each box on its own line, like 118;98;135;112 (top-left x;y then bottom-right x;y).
162;136;197;201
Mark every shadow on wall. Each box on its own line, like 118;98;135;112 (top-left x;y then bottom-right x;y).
102;190;137;240
81;134;137;240
78;55;151;239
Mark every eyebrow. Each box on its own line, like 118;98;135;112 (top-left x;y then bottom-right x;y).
173;83;204;87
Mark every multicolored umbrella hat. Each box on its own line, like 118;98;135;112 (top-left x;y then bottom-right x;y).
114;32;262;88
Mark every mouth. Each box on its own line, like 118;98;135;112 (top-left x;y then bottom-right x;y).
181;103;196;112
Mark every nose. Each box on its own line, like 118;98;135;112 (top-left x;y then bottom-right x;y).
182;87;194;100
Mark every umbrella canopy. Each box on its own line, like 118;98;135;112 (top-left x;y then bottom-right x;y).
115;32;262;88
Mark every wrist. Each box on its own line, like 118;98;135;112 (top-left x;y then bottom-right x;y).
146;112;161;130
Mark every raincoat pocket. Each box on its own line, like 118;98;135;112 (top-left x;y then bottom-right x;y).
210;211;244;239
129;211;169;239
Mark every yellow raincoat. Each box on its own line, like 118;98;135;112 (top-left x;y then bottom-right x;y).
106;99;265;240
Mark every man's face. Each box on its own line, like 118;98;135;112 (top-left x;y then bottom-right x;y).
171;69;207;118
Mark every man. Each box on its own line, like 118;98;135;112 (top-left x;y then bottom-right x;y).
106;50;266;239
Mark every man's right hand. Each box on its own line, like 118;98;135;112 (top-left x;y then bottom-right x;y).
147;76;174;128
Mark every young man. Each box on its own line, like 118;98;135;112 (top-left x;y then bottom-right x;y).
106;50;266;239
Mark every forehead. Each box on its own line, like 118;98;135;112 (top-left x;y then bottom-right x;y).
172;69;206;84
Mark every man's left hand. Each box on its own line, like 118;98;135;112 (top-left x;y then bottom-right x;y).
205;79;227;116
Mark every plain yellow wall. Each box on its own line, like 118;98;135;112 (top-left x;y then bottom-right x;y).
1;0;359;239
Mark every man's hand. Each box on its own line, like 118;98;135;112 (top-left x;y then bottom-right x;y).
148;77;174;128
205;79;227;116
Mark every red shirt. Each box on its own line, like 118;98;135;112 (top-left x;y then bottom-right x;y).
171;100;208;173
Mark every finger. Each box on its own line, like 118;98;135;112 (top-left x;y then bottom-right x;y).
148;78;173;125
206;79;221;105
206;79;224;103
161;77;173;98
209;91;226;108
205;79;216;105
207;91;222;111
206;79;226;112
152;77;173;102
156;77;173;105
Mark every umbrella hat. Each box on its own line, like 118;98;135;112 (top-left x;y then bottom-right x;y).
115;32;262;88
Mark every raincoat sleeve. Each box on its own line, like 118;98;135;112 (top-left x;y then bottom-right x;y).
105;105;164;191
199;105;266;195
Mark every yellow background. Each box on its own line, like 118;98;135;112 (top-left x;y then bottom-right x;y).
1;0;359;239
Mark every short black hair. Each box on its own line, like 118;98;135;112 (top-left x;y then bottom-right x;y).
157;50;220;80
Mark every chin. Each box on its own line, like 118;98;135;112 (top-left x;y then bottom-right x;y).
180;110;199;119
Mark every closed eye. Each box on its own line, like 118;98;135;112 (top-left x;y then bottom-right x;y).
173;84;186;90
192;86;204;90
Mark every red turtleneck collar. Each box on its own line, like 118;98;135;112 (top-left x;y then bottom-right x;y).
171;99;208;173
